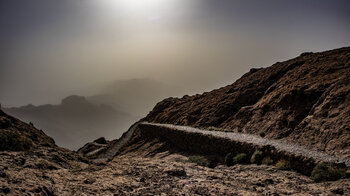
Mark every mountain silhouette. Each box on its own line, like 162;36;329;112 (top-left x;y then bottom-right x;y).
4;95;135;150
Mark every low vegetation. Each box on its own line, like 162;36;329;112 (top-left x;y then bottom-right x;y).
276;160;292;170
250;150;264;164
225;152;235;166
262;156;274;165
0;131;33;151
187;150;347;183
233;153;249;165
188;156;209;167
311;163;346;182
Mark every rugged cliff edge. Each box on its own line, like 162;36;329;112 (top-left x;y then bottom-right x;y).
145;47;350;159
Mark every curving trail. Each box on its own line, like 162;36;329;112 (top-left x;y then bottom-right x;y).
143;122;350;167
97;122;350;168
94;122;140;162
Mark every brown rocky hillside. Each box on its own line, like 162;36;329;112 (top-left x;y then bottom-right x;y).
0;108;90;194
0;107;88;167
0;108;55;149
145;47;350;159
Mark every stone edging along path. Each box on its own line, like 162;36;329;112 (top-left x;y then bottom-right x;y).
97;122;350;175
139;122;349;175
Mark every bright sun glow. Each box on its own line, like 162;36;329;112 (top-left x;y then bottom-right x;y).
96;0;188;29
101;0;180;14
117;0;171;10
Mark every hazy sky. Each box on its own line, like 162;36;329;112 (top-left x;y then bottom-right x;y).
1;0;350;107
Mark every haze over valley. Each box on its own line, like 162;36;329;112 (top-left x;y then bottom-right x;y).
4;78;184;149
1;0;350;195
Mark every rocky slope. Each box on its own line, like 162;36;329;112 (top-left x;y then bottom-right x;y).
145;47;350;159
3;108;350;195
0;109;55;149
0;108;90;194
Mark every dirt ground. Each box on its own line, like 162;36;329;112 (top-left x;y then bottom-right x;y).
1;150;349;196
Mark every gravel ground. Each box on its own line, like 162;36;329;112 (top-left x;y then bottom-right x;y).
1;149;350;195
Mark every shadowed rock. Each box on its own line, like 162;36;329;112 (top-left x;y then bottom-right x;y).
145;47;350;160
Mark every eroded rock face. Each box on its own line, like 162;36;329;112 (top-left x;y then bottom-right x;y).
145;47;350;159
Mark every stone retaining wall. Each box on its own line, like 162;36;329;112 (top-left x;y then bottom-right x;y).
137;123;347;176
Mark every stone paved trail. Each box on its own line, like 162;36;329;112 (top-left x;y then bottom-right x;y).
98;122;350;167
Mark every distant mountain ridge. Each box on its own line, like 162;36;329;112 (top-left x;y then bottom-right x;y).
3;78;183;150
4;95;136;150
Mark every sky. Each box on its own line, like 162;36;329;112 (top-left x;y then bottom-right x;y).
1;0;350;107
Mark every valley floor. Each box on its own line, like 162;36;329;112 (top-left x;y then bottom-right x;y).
1;150;349;195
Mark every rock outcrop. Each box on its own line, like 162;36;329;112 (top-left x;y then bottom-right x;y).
145;47;350;159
